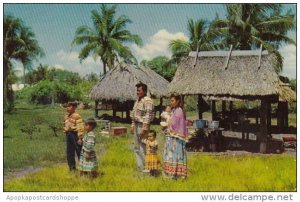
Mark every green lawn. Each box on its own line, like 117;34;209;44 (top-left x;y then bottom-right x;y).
4;133;296;191
4;104;296;191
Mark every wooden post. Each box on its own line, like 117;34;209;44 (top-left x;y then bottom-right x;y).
113;103;116;118
258;44;263;69
266;102;272;134
222;101;226;119
259;98;268;153
211;100;216;120
198;95;203;119
283;102;289;129
277;101;284;132
95;101;99;118
229;101;233;130
224;45;233;70
256;107;259;125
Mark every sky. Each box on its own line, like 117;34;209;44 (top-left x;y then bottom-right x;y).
3;3;297;79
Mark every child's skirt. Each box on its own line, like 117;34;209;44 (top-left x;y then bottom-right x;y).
145;153;160;170
79;149;98;172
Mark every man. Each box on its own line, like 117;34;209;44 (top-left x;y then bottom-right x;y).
131;82;155;172
63;101;84;171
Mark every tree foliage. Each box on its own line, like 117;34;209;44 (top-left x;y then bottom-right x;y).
141;56;177;81
72;4;142;74
4;15;44;112
212;4;296;73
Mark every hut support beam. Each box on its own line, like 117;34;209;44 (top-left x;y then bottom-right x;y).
222;101;226;119
266;102;272;134
277;101;284;132
229;101;233;130
197;95;204;119
211;100;216;120
277;101;289;132
259;98;269;153
95;101;99;118
113;109;116;119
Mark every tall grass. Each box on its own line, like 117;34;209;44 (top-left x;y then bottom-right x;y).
4;104;96;172
4;104;296;191
4;133;296;191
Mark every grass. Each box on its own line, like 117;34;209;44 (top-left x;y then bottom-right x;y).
4;133;296;191
3;103;97;172
4;103;296;191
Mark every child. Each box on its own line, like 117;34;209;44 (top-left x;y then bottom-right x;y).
79;118;98;178
63;101;84;171
160;105;172;132
142;130;160;176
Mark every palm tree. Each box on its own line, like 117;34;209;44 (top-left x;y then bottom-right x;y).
169;18;222;63
4;15;44;112
212;4;296;73
72;4;142;75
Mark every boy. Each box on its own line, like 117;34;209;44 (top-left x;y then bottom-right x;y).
63;101;84;171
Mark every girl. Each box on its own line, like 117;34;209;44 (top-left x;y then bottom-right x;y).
79;118;98;178
142;130;160;176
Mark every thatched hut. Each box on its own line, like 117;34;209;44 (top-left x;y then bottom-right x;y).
169;50;296;153
90;63;169;119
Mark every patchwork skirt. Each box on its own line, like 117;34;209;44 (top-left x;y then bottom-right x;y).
163;136;187;176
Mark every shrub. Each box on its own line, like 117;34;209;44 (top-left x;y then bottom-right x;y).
184;96;198;111
28;80;82;104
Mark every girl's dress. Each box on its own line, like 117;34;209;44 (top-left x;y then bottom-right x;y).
79;130;98;172
163;107;188;177
142;139;160;170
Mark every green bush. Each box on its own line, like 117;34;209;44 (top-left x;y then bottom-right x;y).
184;96;198;111
24;80;82;104
289;102;296;113
15;86;33;102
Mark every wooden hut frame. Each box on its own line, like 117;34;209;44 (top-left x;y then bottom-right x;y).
90;63;169;120
169;49;296;153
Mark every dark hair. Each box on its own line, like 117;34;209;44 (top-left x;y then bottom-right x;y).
67;101;78;108
170;94;182;107
170;94;186;118
148;130;156;138
135;82;147;93
85;118;97;129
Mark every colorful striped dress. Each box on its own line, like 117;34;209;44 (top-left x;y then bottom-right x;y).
163;107;188;177
79;131;98;172
142;139;160;170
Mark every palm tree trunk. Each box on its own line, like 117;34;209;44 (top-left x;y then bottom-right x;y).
4;61;14;112
101;57;107;75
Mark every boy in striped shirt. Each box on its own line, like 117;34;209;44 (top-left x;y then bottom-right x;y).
64;101;84;171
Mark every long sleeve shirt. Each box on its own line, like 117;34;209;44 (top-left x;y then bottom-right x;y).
82;131;96;153
168;107;188;141
131;96;155;130
63;112;84;139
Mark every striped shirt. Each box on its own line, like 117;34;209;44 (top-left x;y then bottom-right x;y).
63;112;84;138
131;96;155;130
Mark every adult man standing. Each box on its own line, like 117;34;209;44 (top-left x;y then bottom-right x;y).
131;82;155;172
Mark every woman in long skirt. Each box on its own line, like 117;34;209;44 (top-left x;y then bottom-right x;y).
163;94;188;179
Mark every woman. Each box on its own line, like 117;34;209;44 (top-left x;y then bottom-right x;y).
163;94;188;179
